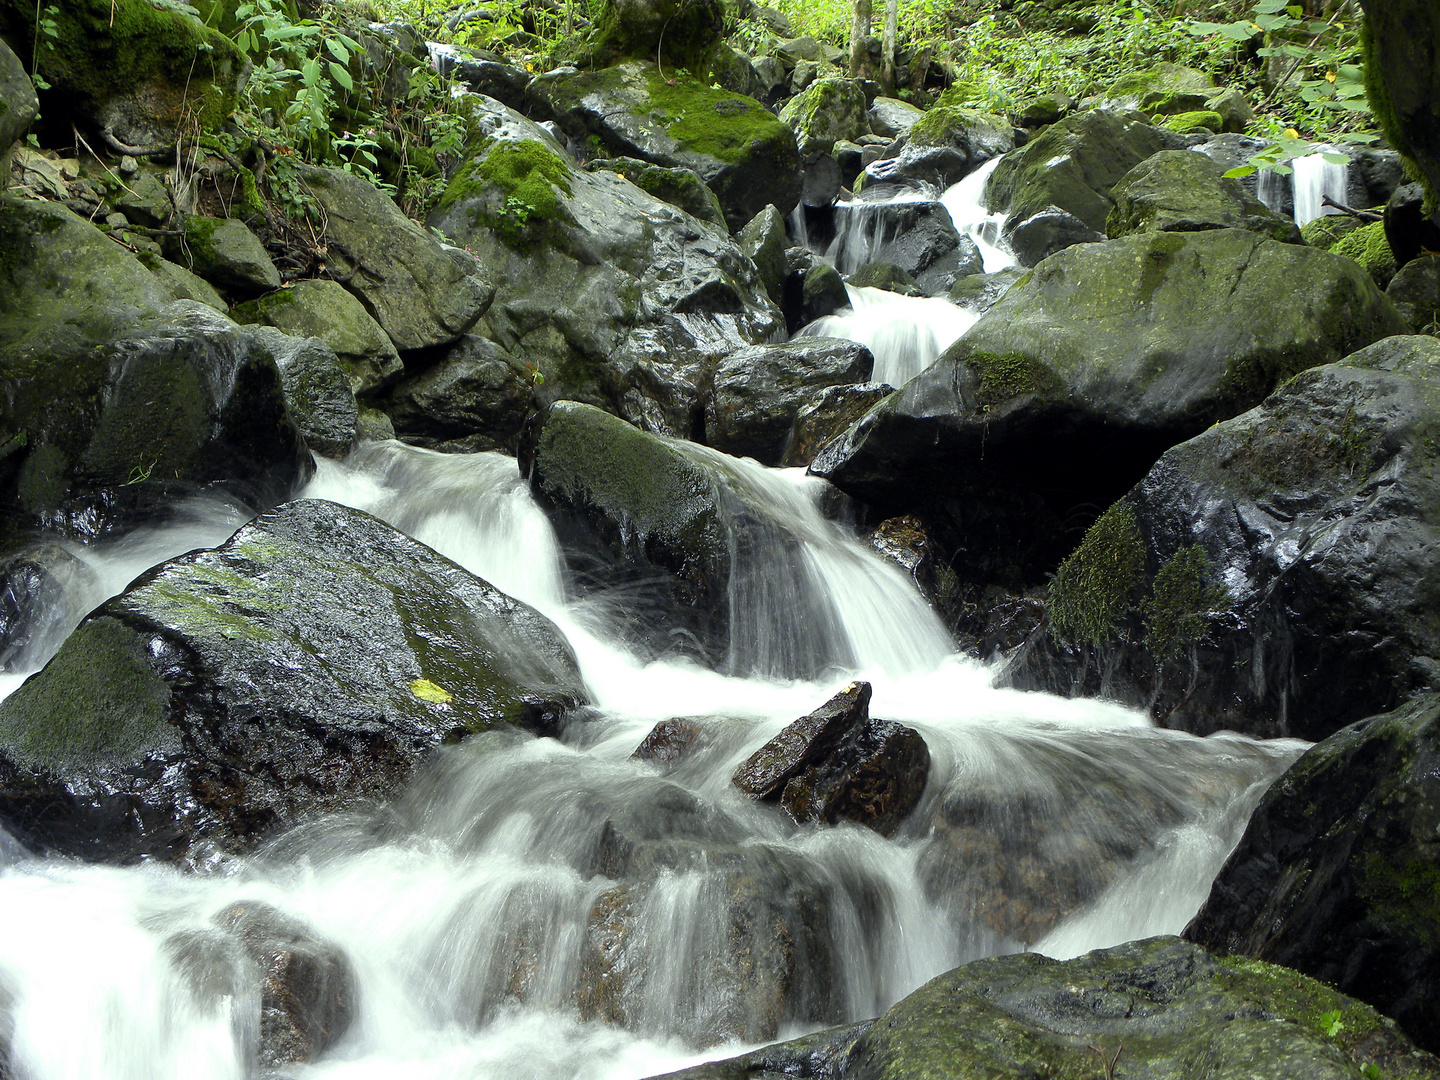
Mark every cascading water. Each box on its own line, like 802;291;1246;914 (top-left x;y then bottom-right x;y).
0;440;1308;1080
1254;149;1349;227
795;159;1017;388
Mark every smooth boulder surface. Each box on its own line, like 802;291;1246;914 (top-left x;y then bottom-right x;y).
778;78;870;156
302;166;494;353
813;229;1411;585
1187;693;1440;1055
430;100;783;437
527;62;802;231
0;500;588;861
382;334;534;453
1106;149;1303;243
1006;336;1440;741
164;216;280;295
705;337;873;464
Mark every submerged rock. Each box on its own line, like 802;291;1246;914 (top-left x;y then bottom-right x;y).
1187;692;1440;1054
0;500;588;861
1005;335;1440;740
832;199;982;295
631;718;705;767
813;229;1411;586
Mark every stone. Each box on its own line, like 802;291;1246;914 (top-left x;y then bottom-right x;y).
846;262;920;295
302;166;494;352
736;204;788;305
780;382;894;468
0;543;95;672
429;46;530;110
705;337;874;464
382;334;533;453
164;215;280;295
857;107;1013;196
812;229;1411;586
1188;692;1440;1054
1387;255;1440;331
866;97;922;140
732;682;872;800
630;718;704;766
0;36;38;183
778;716;929;837
779;78;871;156
945;266;1027;313
229;278;404;396
0;500;588;861
1103;62;1216;113
1205;87;1255;133
112;166;172;227
800;262;850;325
587;156;728;229
1006;336;1440;741
241;326;358;459
142;254;225;311
833;199;982;295
527;61;802;232
1105;149;1303;243
1359;0;1440;197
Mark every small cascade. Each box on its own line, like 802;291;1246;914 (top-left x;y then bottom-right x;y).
1290;150;1349;226
823;192;938;275
0;441;1311;1080
798;285;979;386
939;157;1017;274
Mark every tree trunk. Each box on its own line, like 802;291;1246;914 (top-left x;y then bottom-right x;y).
881;0;898;95
849;0;872;78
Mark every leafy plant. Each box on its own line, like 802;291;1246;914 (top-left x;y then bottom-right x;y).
1318;1008;1344;1038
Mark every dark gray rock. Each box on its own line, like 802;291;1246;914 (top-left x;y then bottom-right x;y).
1387;253;1440;331
1005;335;1440;741
780;382;894;467
799;263;850;324
1359;0;1440;197
737;205;788;305
832;199;982;294
429;46;530;109
243;326;358;459
1187;692;1440;1055
163;216;280;295
945;266;1027;313
1005;205;1106;267
587;155;728;228
0;38;37;173
706;338;873;464
630;717;704;766
812;229;1411;585
0;500;588;861
0;543;95;672
733;682;871;800
1106;149;1303;243
858;107;1013;196
382;335;534;453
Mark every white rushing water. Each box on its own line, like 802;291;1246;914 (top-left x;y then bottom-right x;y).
1254;149;1350;227
0;442;1307;1080
795;158;1017;389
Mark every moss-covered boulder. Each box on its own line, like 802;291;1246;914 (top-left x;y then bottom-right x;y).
429;99;781;437
163;215;281;295
0;205;313;544
1303;212;1366;251
1188;693;1440;1054
229;279;403;396
811;229;1411;586
0;499;588;861
859;107;1014;196
1103;62;1217;114
984;108;1175;266
381;334;534;453
705;337;873;464
1006;335;1440;741
778;77;870;156
555;0;724;75
1333;219;1400;288
587;155;728;229
0;0;245;146
0;36;37;180
1358;0;1440;200
527;62;801;232
1163;108;1224;135
1106;149;1303;243
301;166;494;353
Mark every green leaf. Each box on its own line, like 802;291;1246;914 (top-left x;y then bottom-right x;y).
1223;165;1257;178
301;56;321;86
325;36;350;62
1254;0;1290;13
328;60;353;90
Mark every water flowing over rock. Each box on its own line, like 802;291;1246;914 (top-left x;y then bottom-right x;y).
527;61;802;232
429;98;783;437
812;229;1411;586
0;499;588;861
858;107;1014;197
829;199;983;296
1006;335;1440;741
1187;693;1440;1054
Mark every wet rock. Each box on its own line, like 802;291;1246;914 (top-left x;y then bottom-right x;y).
709;43;766;102
858;107;1013;196
801;150;843;209
163;216;280;295
733;682;872;800
1005;336;1440;740
430;47;530;109
0;38;38;180
866;97;922;140
0;500;588;861
832;199;982;295
1387;255;1440;332
1187;693;1440;1054
588;156;728;229
1360;0;1440;196
1348;147;1409;211
644;1022;872;1080
705;338;873;464
1106;149;1302;243
779;78;870;156
242;327;358;460
144;255;225;311
846;262;920;295
0;543;95;672
799;263;850;325
303;166;493;352
382;335;534;453
528;61;801;232
1004;206;1106;267
866;515;962;626
1383;183;1440;271
813;229;1411;586
214;901;356;1068
780;382;894;468
1103;62;1215;113
230;280;403;397
429;98;782;437
631;718;704;767
736;205;788;306
985;109;1175;266
945;266;1027;313
843;937;1440;1080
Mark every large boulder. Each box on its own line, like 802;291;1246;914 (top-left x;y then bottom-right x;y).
0;37;37;180
0;0;244;147
1005;336;1440;741
0;212;313;545
557;0;725;74
859;107;1014;196
163;215;280;295
1106;149;1303;243
812;229;1410;586
429;99;783;437
243;326;357;460
0;499;588;861
381;334;534;453
301;166;493;353
778;77;870;156
831;199;982;296
705;337;873;464
1359;0;1440;198
984;108;1175;266
666;937;1440;1080
1187;693;1440;1054
1102;62;1216;114
527;62;802;232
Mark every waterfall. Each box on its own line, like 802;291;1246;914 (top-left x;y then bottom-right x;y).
1290;150;1349;227
939;157;1016;275
798;285;979;387
0;442;1308;1080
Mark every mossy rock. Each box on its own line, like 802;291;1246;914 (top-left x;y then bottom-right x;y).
846;262;920;295
1103;61;1216;113
1106;149;1303;243
906;105;1012;152
0;499;588;861
1303;213;1367;250
551;0;724;74
1333;219;1400;287
1163;108;1224;135
587;155;727;228
527;59;801;231
778;77;870;156
0;0;245;145
164;215;281;295
1189;691;1440;1055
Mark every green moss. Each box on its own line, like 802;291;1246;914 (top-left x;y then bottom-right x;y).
0;615;178;770
440;139;576;251
643;68;782;165
1215;957;1386;1051
1048;502;1144;647
1332;221;1397;287
1301;214;1364;251
963;349;1064;411
1362;16;1438;213
907;106;1004;150
1358;853;1440;944
1141;545;1228;658
1163;109;1224;135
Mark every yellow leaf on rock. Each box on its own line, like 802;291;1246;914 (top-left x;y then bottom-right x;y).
410;678;454;704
